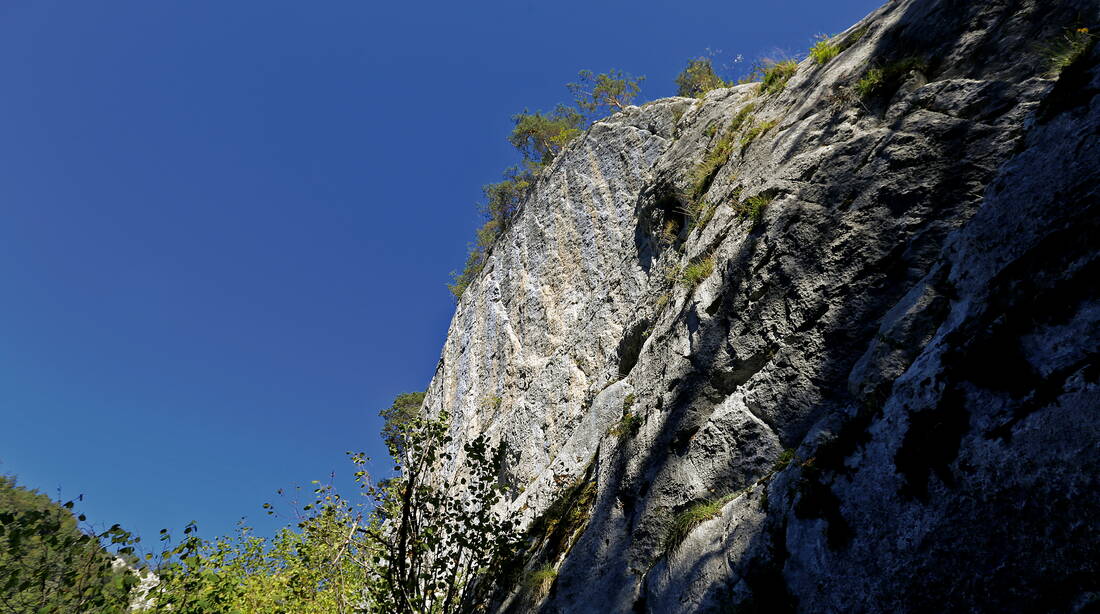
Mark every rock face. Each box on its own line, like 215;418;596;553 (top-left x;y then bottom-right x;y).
421;0;1100;611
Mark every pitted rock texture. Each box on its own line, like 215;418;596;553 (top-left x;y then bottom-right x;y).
421;0;1100;611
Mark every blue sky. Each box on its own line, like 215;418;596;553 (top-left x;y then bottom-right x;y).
0;0;881;546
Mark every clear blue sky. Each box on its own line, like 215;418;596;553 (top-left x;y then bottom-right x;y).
0;0;881;546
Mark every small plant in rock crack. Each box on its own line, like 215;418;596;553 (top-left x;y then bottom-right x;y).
809;35;841;65
610;412;643;439
1041;27;1096;76
679;255;716;288
758;60;799;95
855;56;929;99
663;493;738;553
739;118;778;151
736;193;774;225
523;563;558;601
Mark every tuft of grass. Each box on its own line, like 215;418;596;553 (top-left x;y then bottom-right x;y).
664;493;737;553
655;292;671;310
737;194;773;225
623;393;636;411
771;448;797;472
758;60;798;95
739;118;778;150
679;255;716;288
610;412;643;439
684;200;718;233
689;103;757;199
856;56;929;99
728;103;757;132
1042;27;1096;77
837;25;869;52
523;564;558;600
855;68;884;98
809;35;840;65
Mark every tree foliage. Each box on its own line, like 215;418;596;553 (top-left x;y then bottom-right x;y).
141;397;518;613
567;69;644;116
0;476;139;614
381;391;427;458
508;105;584;168
675;58;728;97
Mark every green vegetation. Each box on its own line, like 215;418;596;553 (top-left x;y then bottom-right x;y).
809;35;840;65
772;448;797;472
380;390;426;457
610;412;643;439
523;563;558;600
508;105;585;167
664;493;738;553
675;57;729;98
141;398;520;613
450;70;644;299
758;60;798;95
0;476;139;614
483;394;504;412
739;118;777;151
567;70;645;115
690;104;754;200
855;67;884;98
737;194;773;225
855;56;929;99
516;466;598;578
1042;27;1096;76
679;255;716;288
687;200;718;232
623;392;636;410
839;25;869;52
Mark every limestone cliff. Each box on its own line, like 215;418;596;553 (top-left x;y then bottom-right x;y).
422;0;1100;611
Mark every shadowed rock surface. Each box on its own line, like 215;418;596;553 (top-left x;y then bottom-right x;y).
421;0;1100;611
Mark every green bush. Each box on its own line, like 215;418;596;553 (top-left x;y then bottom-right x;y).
690;104;755;199
0;476;139;614
855;68;884;98
676;57;729;98
771;448;797;472
687;200;718;232
509;106;585;168
610;412;643;439
809;35;840;65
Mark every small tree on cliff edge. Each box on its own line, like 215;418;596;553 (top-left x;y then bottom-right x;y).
675;57;728;97
567;69;645;116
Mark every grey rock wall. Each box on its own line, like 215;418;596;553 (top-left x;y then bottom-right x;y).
421;0;1100;611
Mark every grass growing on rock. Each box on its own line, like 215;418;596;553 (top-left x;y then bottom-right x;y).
739;118;778;151
759;60;798;95
810;35;840;65
1042;27;1096;76
737;194;774;225
523;564;558;601
679;255;716;288
664;493;738;553
855;56;929;99
690;105;754;199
